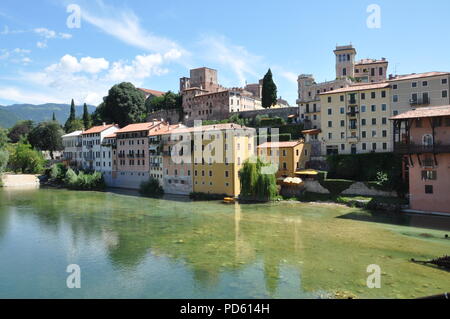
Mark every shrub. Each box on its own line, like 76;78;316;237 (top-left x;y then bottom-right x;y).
139;177;164;197
189;192;226;201
48;163;67;183
0;149;9;173
319;179;354;195
64;169;105;190
259;117;286;128
8;142;45;174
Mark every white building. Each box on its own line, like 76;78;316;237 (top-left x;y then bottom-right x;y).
81;124;119;171
62;130;83;168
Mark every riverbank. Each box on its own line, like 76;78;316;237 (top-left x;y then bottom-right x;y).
0;173;40;187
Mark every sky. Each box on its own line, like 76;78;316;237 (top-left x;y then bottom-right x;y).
1;0;450;107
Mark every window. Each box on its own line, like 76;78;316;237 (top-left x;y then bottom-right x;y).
340;107;345;114
382;130;387;137
328;97;332;103
442;78;448;85
328;108;332;115
371;105;376;112
412;82;417;88
342;68;347;76
341;144;345;151
422;134;433;146
393;84;398;90
442;90;448;98
282;162;287;170
372;130;377;137
362;131;367;138
361;105;366;112
362;119;366;126
393;95;398;103
340;95;344;102
328;133;332;139
381;91;386;98
381;104;387;111
425;185;433;194
422;171;437;181
328;121;333;128
372;118;377;125
340;120;345;127
372;143;377;151
362;143;367;150
341;132;345;139
422;81;428;87
371;92;376;99
361;93;366;100
382;118;387;125
379;67;383;76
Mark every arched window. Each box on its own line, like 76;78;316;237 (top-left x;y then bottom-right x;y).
422;134;433;146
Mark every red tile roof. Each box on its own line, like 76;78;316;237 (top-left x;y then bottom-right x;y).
104;133;117;138
388;72;450;82
390;105;450;120
258;141;303;148
116;121;164;134
82;124;116;135
160;123;254;135
138;88;165;97
319;82;390;95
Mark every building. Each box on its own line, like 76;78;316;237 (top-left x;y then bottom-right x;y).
100;133;117;183
160;123;256;197
138;88;165;100
257;141;311;179
391;105;450;215
114;121;167;189
319;82;392;155
298;44;388;129
62;130;83;168
81;124;119;171
388;72;450;116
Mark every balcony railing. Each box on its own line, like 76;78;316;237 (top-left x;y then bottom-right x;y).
410;97;430;106
347;111;359;117
394;143;450;154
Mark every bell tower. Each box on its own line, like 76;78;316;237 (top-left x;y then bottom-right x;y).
334;45;356;79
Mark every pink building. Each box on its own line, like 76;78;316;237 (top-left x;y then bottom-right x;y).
392;105;450;214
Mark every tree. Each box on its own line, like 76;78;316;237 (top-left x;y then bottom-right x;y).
0;149;8;173
65;118;84;133
7;120;34;143
28;121;64;159
146;91;181;113
97;82;146;127
239;158;278;202
82;103;92;129
64;99;76;132
8;141;45;174
0;127;9;148
52;112;57;121
261;69;278;109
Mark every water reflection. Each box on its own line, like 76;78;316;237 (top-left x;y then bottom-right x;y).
0;188;449;299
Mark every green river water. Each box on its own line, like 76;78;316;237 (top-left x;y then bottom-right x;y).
0;187;448;299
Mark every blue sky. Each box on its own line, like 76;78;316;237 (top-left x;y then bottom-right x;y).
1;0;450;106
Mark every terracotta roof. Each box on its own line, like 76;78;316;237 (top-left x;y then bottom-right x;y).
356;58;388;65
319;82;390;95
104;133;117;138
257;141;303;148
138;88;165;97
116;121;164;134
149;124;182;136
160;123;254;135
302;129;322;135
82;124;116;135
390;105;450;120
388;72;450;82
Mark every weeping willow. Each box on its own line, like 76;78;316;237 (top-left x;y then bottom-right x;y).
239;158;278;202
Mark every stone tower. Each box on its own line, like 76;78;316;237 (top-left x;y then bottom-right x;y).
334;45;356;79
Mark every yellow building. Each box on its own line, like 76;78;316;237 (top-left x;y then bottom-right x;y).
192;124;256;197
319;82;391;155
257;141;311;179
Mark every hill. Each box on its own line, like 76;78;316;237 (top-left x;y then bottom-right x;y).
0;103;96;128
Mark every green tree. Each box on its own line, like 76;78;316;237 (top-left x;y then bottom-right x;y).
0;149;8;173
139;177;164;198
0;127;9;148
7;120;34;143
28;121;64;159
145;91;181;113
239;158;278;202
8;141;45;174
96;82;146;127
64;99;76;132
52;112;56;121
261;69;278;109
82;103;92;129
65;118;84;133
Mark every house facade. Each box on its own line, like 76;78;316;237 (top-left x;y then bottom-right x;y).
391;105;450;214
81;124;119;171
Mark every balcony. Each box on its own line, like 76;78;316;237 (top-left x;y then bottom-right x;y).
410;97;430;106
126;154;135;158
394;143;450;154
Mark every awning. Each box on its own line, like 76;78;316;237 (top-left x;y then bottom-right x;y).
283;177;303;185
295;169;319;176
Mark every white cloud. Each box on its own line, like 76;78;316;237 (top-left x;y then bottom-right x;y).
45;55;109;74
198;35;262;86
280;71;298;84
81;2;186;58
36;41;47;48
0;48;32;65
34;27;72;39
106;54;167;82
80;57;110;74
0;87;65;104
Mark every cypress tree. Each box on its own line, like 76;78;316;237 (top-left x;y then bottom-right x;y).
82;103;92;129
261;69;278;109
52;112;56;121
64;99;76;132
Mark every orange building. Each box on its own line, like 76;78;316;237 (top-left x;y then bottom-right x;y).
391;105;450;215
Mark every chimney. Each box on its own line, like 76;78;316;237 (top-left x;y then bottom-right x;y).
102;122;106;126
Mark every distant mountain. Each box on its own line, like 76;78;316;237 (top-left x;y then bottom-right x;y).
0;103;96;128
